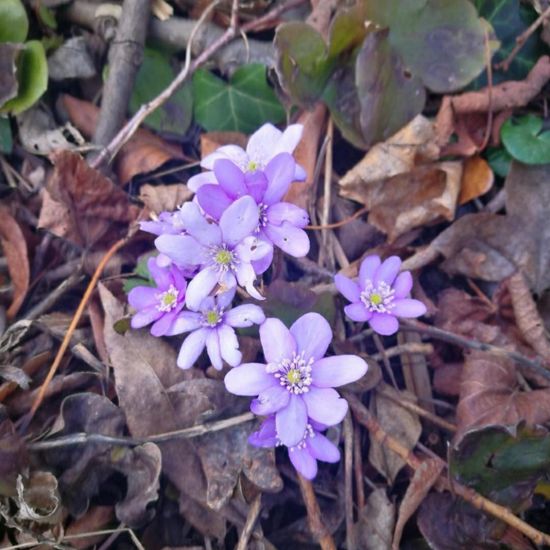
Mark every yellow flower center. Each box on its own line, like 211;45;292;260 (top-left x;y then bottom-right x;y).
247;160;258;172
370;293;383;306
286;369;302;384
215;249;233;265
206;310;219;325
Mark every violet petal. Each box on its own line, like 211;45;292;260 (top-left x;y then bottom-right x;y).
264;222;310;257
251;385;290;415
206;329;222;370
302;387;348;426
344;303;372;322
393;271;413;299
219;195;259;247
224;363;276;395
373;256;402;286
185;267;219;311
312;355;367;388
177;328;208;369
289;446;317;479
260;318;296;364
359;255;381;287
290;312;332;361
165;311;202;335
334;274;361;302
217;324;242;367
307;433;340;463
369;313;399;335
214;158;247;198
276;394;308;447
196;184;233;220
266;202;309;228
392;298;427;318
263;153;295;205
224;304;265;327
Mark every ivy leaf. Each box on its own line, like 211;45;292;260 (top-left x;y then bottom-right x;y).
0;117;12;154
501;115;550;165
0;0;28;43
129;48;192;136
486;146;512;178
0;41;48;115
192;63;285;133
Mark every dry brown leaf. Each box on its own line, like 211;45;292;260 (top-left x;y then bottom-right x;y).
368;383;422;483
339;114;440;194
458;156;494;205
392;458;445;550
354;488;395;550
38;150;138;247
64;506;115;549
0;205;29;319
456;350;550;440
139;183;193;214
61;95;184;184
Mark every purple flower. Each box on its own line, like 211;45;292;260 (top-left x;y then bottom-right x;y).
194;154;310;260
155;197;271;309
128;257;187;336
224;312;367;447
249;416;340;480
335;255;427;336
139;210;186;236
167;290;265;370
188;123;306;192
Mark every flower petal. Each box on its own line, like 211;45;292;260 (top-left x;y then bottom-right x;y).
260;318;296;364
244;171;268;202
266;202;309;228
273;124;303;156
165;311;202;335
187;171;216;192
393;271;413;299
217;324;242;367
131;307;162;329
151;309;180;337
246;123;282;164
219;196;259;247
264;222;310;257
235;262;264;301
263;153;296;205
214;158;247;198
276;394;308;447
334;274;361;303
224;363;275;396
251;385;290;415
224;304;266;327
373;256;402;286
216;287;236;309
147;257;171;289
196;184;233;221
248;417;278;448
302;387;348;426
290;312;332;361
177;328;207;369
251;243;273;275
312;355;368;388
369;313;399;335
128;286;158;310
205;329;223;370
344;303;372;322
185;267;219;311
289;446;317;479
294;163;307;182
359;255;381;286
201;145;248;171
177;201;222;246
392;298;426;318
307;433;340;463
155;235;204;267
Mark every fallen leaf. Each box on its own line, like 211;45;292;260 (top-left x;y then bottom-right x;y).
139;183;193;214
0;204;29;319
61;95;185;184
47;36;96;81
0;404;28;497
368;383;422;483
16;471;62;524
38;150;138;247
64;506;115;549
0;43;22;107
456;351;550;440
354;488;395;550
458;156;494;205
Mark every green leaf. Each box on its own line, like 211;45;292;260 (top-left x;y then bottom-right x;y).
123;254;155;294
37;4;57;31
501;115;550;165
486;146;512;178
129;48;192;136
0;0;28;43
0;41;48;115
0;117;12;154
193;63;285;133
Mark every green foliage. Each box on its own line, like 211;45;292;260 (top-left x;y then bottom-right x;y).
129;48;192;136
486;146;512;178
0;41;48;115
0;117;13;154
501;114;550;165
0;0;29;43
275;0;490;148
123;254;155;294
193;63;285;133
450;424;550;509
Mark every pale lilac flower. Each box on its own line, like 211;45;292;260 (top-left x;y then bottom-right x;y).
249;416;340;480
188;123;306;192
139;210;186;236
335;255;427;336
167;290;265;370
224;313;367;447
155;197;271;309
128;257;187;337
194;154;310;259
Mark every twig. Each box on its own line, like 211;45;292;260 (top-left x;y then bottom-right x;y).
479;27;493;151
372;333;398;389
353;425;365;510
307;206;369;230
496;5;550;72
21;237;129;432
92;0;150;149
371;342;434;362
319;118;334;269
346;393;550;547
343;414;357;550
28;411;255;451
236;493;262;550
401;319;550;381
297;475;337;550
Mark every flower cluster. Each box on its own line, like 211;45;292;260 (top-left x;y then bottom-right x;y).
128;123;425;480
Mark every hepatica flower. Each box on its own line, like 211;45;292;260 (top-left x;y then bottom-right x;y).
167;290;265;370
188;123;306;192
155;197;270;309
194;154;310;259
128;257;187;336
224;313;367;447
335;255;427;336
249;416;340;480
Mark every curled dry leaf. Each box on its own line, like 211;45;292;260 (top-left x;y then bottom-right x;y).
16;471;62;525
458;156;494;205
368;383;422;484
0;205;29;319
456;350;550;440
139;183;193;214
0;404;28;497
354;488;395;550
38;150;139;247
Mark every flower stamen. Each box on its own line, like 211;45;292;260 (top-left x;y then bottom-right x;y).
156;285;179;312
360;280;396;313
267;351;313;394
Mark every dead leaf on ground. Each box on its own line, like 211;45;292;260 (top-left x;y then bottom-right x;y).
354;488;395;550
456;351;550;440
0;43;22;106
61;95;185;184
0;205;29;319
16;471;62;525
64;506;115;549
38;150;139;247
139;183;193;214
458;156;494;205
368;383;422;484
0;405;28;497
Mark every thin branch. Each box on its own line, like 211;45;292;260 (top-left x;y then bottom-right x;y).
236;493;262;550
307;206;369;230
